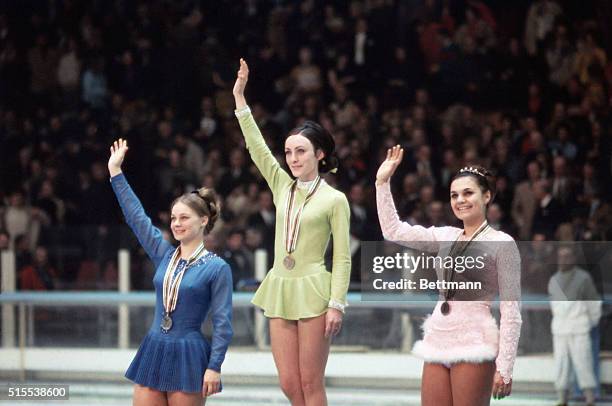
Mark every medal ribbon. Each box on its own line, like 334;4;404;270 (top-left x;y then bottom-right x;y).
443;220;490;299
283;176;323;254
162;242;207;314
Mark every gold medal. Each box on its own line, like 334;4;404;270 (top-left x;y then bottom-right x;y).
282;177;323;271
283;255;295;270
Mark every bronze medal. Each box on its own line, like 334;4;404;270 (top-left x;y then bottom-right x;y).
441;301;450;315
440;221;490;316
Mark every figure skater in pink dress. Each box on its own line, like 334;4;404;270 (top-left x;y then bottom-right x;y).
376;146;522;405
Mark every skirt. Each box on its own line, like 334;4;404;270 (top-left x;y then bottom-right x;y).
412;301;499;364
125;331;211;393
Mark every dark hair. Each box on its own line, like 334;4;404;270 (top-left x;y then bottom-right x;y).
288;120;339;174
171;188;220;235
450;165;496;206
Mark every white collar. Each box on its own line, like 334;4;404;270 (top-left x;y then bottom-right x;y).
297;178;315;190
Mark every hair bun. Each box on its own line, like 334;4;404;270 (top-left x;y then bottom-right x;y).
195;187;220;233
173;188;221;235
290;120;338;174
322;154;339;173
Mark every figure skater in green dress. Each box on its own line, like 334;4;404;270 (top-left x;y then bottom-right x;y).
233;58;351;406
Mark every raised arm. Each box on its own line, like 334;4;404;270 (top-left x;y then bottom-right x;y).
375;146;443;249
108;139;173;266
232;59;292;196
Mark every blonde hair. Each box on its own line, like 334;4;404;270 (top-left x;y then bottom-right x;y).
171;188;220;235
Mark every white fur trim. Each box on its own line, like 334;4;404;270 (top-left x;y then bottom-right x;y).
412;340;498;364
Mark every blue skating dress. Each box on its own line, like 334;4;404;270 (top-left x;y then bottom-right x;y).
111;173;233;393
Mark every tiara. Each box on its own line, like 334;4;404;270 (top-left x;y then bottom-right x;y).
459;166;487;177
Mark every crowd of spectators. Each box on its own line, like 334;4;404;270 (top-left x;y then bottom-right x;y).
1;0;611;292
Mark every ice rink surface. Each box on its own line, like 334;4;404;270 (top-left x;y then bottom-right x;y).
2;383;611;406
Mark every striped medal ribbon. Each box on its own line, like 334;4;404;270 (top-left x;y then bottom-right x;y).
282;176;323;270
161;242;207;332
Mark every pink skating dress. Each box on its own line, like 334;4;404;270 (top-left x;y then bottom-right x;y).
376;181;522;383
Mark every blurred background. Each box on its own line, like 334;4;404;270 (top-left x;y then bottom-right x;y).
1;0;612;404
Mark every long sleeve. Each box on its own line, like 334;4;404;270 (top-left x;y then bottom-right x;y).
495;239;522;384
329;193;351;306
235;109;292;198
110;173;173;267
375;181;452;250
207;263;234;372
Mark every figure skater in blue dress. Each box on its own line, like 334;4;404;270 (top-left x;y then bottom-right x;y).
108;138;233;405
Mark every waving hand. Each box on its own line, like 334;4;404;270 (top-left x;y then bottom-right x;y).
233;58;249;110
376;145;404;185
108;138;129;177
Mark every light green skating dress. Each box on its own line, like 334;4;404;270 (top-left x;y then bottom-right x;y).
236;109;351;320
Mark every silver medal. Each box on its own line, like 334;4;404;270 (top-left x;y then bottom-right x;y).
161;244;207;334
161;313;173;333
